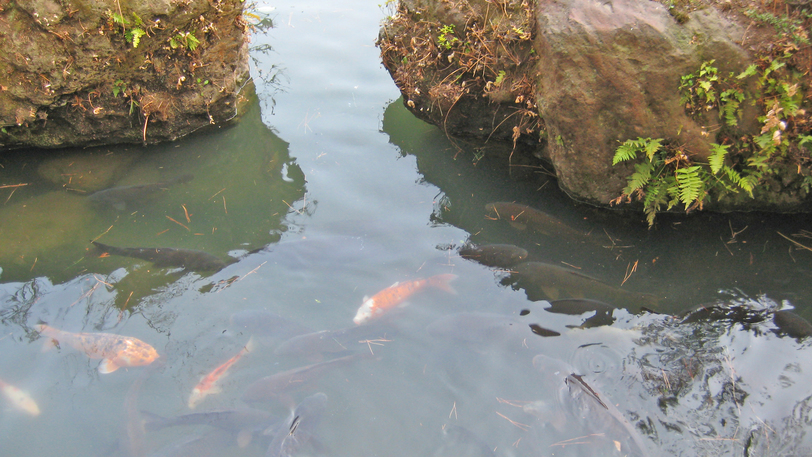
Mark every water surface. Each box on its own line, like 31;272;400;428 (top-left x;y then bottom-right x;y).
1;1;811;456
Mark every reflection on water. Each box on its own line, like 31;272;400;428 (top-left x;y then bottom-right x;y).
1;0;812;456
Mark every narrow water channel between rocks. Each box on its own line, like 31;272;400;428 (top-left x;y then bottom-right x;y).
1;1;811;456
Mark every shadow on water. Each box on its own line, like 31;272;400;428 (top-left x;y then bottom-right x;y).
0;92;306;321
381;98;812;318
380;98;812;456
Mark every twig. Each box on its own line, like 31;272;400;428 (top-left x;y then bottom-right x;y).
495;411;530;431
496;397;528;407
777;231;812;252
449;401;457;419
237;261;266;282
91;225;114;243
621;260;638;286
209;188;226;200
721;236;734;256
166;215;190;231
359;337;392;355
551;434;605;448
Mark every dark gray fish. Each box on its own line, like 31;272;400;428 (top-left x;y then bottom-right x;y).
547;299;617;328
772;310;812;339
508;262;658;312
274;323;395;358
142;408;275;434
528;354;652;457
230;310;314;344
458;243;528;268
92;241;229;271
88;173;194;211
434;425;496;457
485;202;586;238
242;353;369;403
264;392;328;457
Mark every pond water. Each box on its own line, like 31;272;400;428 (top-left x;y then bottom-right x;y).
1;0;812;456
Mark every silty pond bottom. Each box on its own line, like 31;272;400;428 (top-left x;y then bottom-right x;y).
1;0;812;456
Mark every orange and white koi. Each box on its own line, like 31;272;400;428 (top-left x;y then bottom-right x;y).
36;324;159;374
188;338;254;409
353;274;457;325
0;377;40;416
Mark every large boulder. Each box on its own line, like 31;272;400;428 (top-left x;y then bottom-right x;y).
378;0;812;212
0;0;251;150
534;0;750;205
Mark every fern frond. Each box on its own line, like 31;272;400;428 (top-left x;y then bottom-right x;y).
676;166;704;206
643;138;663;161
708;143;730;175
623;161;654;195
613;141;639;165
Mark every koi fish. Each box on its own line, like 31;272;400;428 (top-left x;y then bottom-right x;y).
87;173;194;211
509;262;658;312
92;241;229;272
242;353;370;404
188;338;254;409
0;377;40;416
353;273;457;325
458;242;528;268
36;323;159;374
485;202;587;238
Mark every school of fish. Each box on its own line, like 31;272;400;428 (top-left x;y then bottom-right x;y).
5;197;810;457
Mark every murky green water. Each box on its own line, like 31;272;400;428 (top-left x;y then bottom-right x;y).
1;1;811;456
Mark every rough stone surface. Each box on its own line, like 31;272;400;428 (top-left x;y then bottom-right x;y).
379;0;812;213
534;0;751;205
0;0;251;150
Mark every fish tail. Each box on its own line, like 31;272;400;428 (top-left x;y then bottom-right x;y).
430;274;458;295
244;336;256;354
90;241;116;254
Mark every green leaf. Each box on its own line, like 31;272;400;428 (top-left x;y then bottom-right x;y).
126;28;146;48
623;161;654;195
676;166;704;205
613;143;637;165
708;143;729;174
643;138;663;161
186;32;200;51
736;64;758;79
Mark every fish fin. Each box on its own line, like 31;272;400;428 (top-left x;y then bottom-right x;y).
388;281;400;287
362;295;370;302
508;221;527;230
244;336;256;353
541;286;560;300
98;359;120;374
236;430;252;448
529;324;560;337
140;410;168;432
431;274;458;294
41;338;59;352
